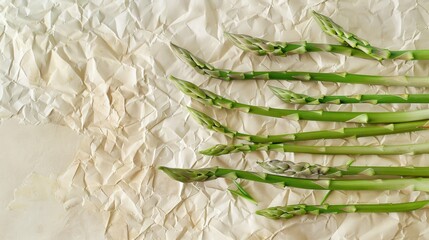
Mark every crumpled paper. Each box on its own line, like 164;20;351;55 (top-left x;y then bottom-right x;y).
2;0;429;239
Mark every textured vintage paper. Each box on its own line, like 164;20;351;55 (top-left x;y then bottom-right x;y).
1;0;429;239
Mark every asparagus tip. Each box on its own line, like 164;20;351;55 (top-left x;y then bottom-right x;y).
170;43;215;73
255;208;281;219
186;105;197;112
311;11;326;23
159;166;219;182
159;166;188;182
269;86;310;104
224;32;247;44
311;10;318;18
169;42;180;50
186;106;207;123
170;43;189;61
169;75;185;89
168;75;179;82
267;85;280;91
223;31;234;38
311;10;324;17
268;85;289;96
199;144;235;156
168;75;190;89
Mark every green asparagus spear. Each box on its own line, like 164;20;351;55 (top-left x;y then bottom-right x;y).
270;86;429;104
171;43;429;86
256;200;429;219
199;142;429;156
225;32;429;61
258;160;429;178
170;76;429;123
187;107;429;143
159;166;429;192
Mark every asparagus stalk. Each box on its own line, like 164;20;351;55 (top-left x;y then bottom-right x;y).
256;201;429;219
312;11;390;60
199;142;429;156
187;107;429;143
170;76;429;124
258;160;429;178
171;43;429;87
270;86;429;104
159;166;429;192
225;32;429;61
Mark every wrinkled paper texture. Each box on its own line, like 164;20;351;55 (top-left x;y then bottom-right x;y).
1;0;429;239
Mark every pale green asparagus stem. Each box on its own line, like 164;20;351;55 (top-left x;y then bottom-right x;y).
270;86;429;104
256;200;429;220
258;160;429;178
199;142;429;156
170;76;429;123
312;11;390;60
171;43;429;86
225;32;429;61
159;166;429;192
187;107;429;143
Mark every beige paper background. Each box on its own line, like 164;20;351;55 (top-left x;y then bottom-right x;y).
1;0;429;239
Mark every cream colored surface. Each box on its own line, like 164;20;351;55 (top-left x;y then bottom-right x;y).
2;0;429;239
0;120;105;240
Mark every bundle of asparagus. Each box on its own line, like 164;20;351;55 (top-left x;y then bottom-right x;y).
163;11;429;220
